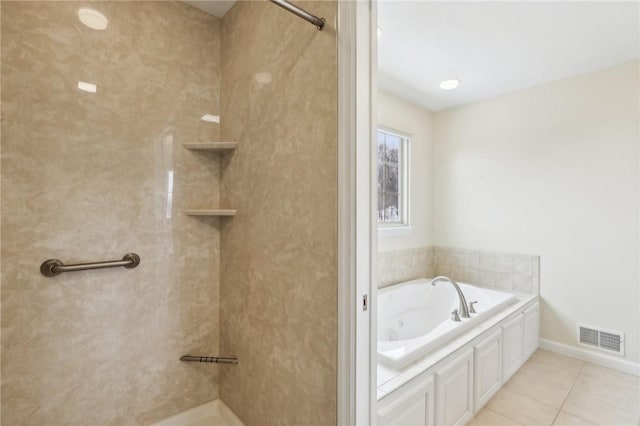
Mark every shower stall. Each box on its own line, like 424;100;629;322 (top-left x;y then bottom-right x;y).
0;1;338;424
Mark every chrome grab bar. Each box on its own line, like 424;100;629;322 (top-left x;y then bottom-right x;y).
269;0;325;30
180;355;238;365
40;253;140;277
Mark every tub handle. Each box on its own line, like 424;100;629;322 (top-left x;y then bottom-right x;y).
469;301;478;314
451;309;461;322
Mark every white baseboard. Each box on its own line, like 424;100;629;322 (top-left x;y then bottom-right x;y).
539;338;640;377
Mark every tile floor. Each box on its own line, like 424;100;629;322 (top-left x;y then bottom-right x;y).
468;350;640;426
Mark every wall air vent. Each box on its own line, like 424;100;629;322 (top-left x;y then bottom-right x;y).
579;327;598;346
599;331;622;353
578;324;624;356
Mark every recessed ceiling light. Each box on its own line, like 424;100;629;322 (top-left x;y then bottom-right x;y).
377;26;384;39
77;8;109;31
440;79;461;90
254;73;273;84
77;81;97;93
201;114;220;123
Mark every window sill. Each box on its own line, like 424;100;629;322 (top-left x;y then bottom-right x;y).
378;225;413;237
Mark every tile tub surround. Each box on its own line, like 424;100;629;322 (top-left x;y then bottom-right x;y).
433;247;540;294
219;1;338;425
378;246;434;288
378;246;539;294
2;2;223;425
469;349;640;426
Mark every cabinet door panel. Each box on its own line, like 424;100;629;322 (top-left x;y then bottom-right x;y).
378;373;435;426
502;314;524;381
523;302;540;359
435;349;474;426
474;329;502;412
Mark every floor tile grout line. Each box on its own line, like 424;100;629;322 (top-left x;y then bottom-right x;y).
524;364;585;379
488;387;558;425
510;367;576;390
504;361;581;412
484;407;525;426
471;350;637;426
484;398;530;425
532;350;587;370
577;368;640;393
509;351;585;425
572;363;640;416
552;361;587;425
502;373;569;411
568;387;640;417
521;354;585;380
480;351;578;425
515;368;580;391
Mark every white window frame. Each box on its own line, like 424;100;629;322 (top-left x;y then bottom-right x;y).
377;126;411;229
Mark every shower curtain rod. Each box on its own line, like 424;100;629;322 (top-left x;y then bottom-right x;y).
269;0;325;30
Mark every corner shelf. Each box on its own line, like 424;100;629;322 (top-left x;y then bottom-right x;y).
182;140;237;217
183;141;237;151
182;209;237;217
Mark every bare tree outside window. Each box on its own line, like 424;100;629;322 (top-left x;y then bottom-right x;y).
377;129;409;225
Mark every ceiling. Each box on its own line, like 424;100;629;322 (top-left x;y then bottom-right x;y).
182;0;236;18
378;1;640;111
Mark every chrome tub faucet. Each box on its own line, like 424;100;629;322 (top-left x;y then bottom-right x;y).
430;276;471;319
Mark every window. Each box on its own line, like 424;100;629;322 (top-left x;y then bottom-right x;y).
377;128;410;226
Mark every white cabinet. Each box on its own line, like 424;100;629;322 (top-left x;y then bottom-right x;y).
473;329;502;412
435;349;474;426
523;302;540;359
378;373;435;426
502;314;524;382
377;300;539;426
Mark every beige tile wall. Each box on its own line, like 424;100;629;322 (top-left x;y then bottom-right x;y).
219;1;338;425
434;247;540;294
378;247;434;288
378;246;539;294
1;2;223;424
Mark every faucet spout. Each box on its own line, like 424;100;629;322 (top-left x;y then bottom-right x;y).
429;276;471;318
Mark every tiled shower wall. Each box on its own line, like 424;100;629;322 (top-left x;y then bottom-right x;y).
379;246;540;294
1;3;223;424
219;1;338;425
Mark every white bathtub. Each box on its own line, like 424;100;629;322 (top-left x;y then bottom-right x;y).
378;278;517;369
150;399;244;426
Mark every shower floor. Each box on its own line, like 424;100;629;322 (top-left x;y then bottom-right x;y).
151;399;244;426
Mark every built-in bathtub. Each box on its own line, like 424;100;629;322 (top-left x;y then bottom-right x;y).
378;278;518;369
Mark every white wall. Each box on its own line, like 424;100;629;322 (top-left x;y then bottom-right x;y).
432;61;640;363
378;91;433;253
